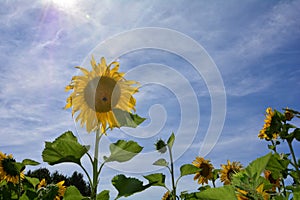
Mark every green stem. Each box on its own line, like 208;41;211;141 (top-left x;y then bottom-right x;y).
79;163;93;189
167;145;176;200
91;129;103;200
287;141;300;184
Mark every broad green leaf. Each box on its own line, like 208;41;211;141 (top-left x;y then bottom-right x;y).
42;131;88;165
266;153;289;179
113;109;146;128
22;159;40;166
97;190;109;200
25;176;40;188
143;173;166;187
104;140;143;162
63;186;83;200
195;185;237;200
112;174;151;199
153;158;169;167
244;153;272;180
180;164;200;177
167;132;175;149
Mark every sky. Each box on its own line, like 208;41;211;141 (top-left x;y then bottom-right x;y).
0;0;300;199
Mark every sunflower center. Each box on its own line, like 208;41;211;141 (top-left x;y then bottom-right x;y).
84;77;121;113
200;163;210;177
1;158;19;176
227;169;235;180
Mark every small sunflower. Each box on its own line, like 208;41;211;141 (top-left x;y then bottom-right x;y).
0;152;24;184
264;170;280;191
220;160;243;185
38;178;47;189
161;191;171;200
65;57;138;133
258;107;278;140
192;157;214;185
55;180;66;200
236;184;269;200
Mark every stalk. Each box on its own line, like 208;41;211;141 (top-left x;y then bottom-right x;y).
168;145;176;200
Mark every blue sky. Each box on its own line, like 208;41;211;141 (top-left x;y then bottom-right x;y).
1;0;300;199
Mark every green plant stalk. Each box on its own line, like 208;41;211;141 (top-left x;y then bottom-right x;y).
287;141;300;184
167;145;176;200
91;129;103;200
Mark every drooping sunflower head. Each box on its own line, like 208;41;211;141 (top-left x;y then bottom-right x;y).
192;157;214;185
65;57;139;133
258;107;278;140
0;152;24;184
220;160;243;185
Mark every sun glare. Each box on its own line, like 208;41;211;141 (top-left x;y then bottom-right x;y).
50;0;79;11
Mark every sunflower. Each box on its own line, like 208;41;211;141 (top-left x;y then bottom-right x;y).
161;191;170;200
65;57;138;133
264;170;280;191
55;180;66;200
0;152;24;184
236;184;269;200
37;179;66;200
258;107;278;140
38;178;47;189
220;160;243;185
192;157;214;185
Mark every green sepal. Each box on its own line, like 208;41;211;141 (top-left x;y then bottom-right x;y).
104;140;143;163
42;131;88;165
113;109;146;128
112;174;151;199
22;159;40;166
153;158;168;167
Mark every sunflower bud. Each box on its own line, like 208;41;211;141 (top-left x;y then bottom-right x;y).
284;108;294;121
155;139;167;154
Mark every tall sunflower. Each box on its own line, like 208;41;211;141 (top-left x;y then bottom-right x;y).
65;57;138;133
220;160;243;185
236;184;269;200
0;152;24;184
55;180;66;200
192;157;214;185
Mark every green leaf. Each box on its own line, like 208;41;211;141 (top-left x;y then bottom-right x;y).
63;186;84;200
25;176;40;188
104;140;143;162
293;128;300;141
153;158;169;167
19;193;29;200
113;109;146;128
167;132;175;149
42;131;88;165
22;159;40;166
180;164;200;177
195;185;237;200
112;174;151;199
244;153;272;180
97;190;109;200
266;153;289;179
143;173;166;187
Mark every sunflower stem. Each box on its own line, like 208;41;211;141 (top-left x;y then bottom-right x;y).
91;129;103;200
287;140;300;184
167;145;176;200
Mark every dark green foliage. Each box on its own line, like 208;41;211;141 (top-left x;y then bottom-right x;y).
26;168;91;196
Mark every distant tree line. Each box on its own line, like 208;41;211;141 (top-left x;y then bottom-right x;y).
26;168;91;196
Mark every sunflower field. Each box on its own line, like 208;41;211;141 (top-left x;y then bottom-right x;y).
1;57;299;200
